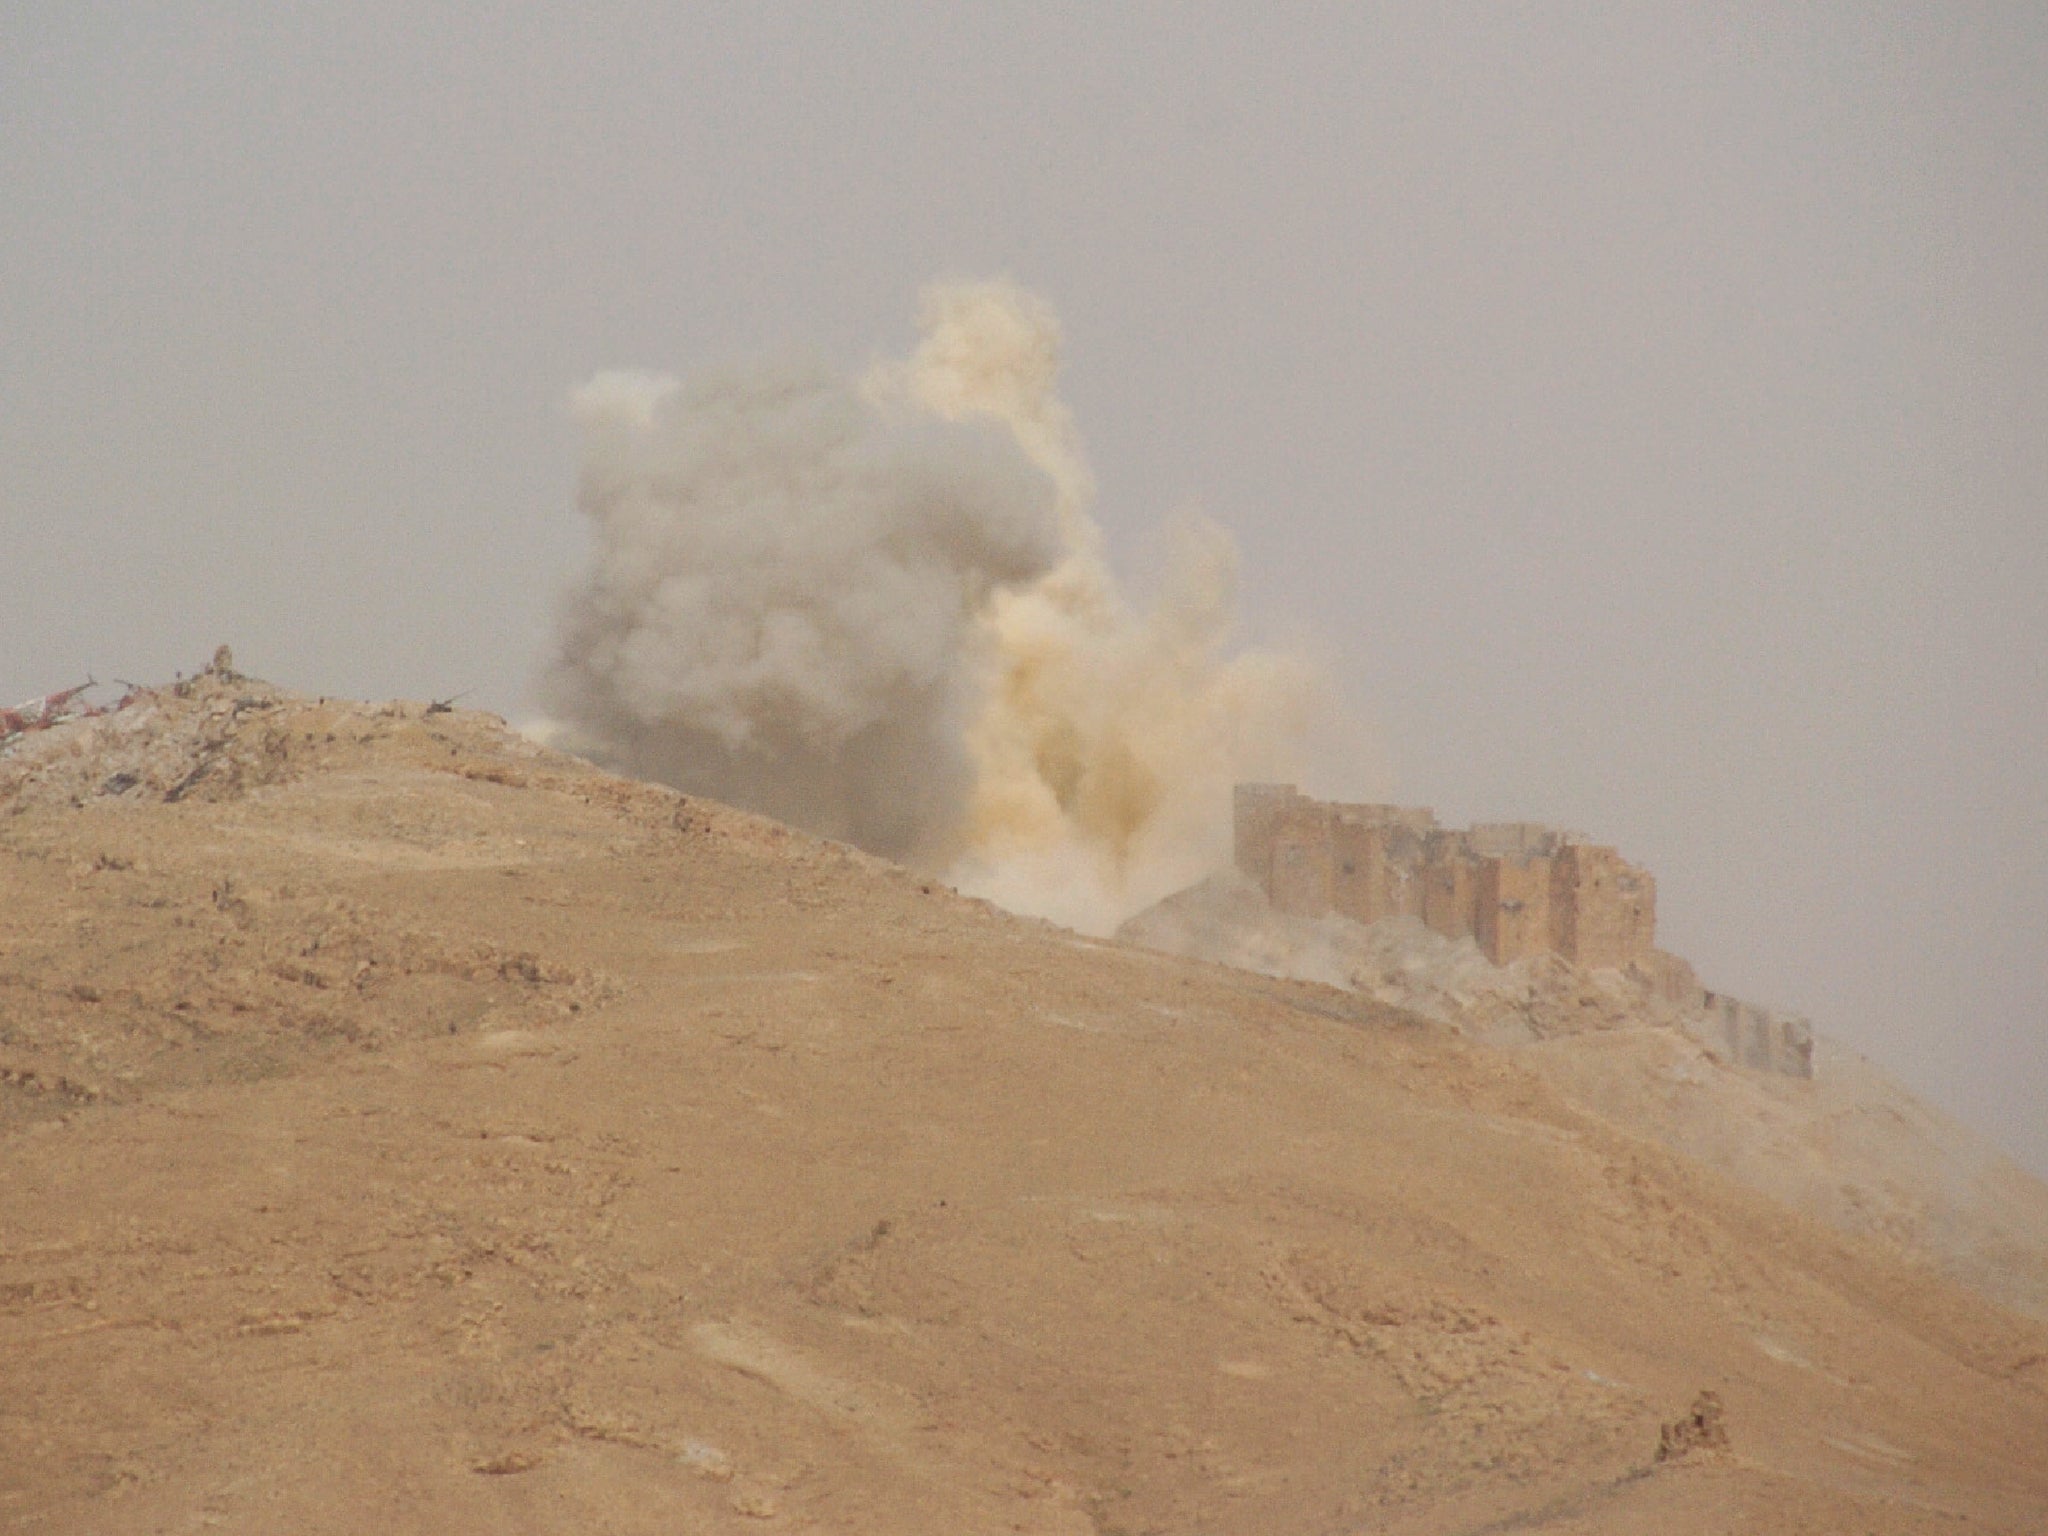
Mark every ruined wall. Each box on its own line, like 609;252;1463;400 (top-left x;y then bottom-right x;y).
1269;807;1336;917
1631;949;1705;1012
1550;844;1656;969
1329;817;1390;926
1696;993;1815;1079
1238;786;1443;926
1233;783;1297;884
1475;855;1555;964
1233;785;1656;969
1421;844;1476;940
1469;823;1564;859
1229;784;1812;1079
1331;808;1432;926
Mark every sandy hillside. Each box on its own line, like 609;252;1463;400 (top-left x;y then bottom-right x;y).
4;669;2047;1534
1120;875;2048;1326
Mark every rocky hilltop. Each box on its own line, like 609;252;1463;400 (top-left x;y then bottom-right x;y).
4;665;2047;1534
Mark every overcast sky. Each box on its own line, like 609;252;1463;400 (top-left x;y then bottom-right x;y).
5;4;2044;1172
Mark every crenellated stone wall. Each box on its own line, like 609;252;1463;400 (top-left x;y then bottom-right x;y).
1233;784;1657;970
1550;843;1656;970
1230;784;1814;1079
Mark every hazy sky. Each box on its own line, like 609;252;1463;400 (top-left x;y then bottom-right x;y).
5;5;2044;1171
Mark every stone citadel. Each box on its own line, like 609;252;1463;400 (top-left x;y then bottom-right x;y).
1233;783;1814;1077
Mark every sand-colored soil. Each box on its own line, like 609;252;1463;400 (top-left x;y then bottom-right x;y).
4;673;2045;1533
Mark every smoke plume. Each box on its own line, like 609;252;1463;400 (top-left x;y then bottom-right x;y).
540;281;1318;932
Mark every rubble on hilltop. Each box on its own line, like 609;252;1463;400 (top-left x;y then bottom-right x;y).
0;649;540;816
0;651;635;1121
1;678;117;749
1118;870;1701;1049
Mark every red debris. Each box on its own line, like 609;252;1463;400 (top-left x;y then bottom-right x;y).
1;680;102;746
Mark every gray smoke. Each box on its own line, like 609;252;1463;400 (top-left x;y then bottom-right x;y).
538;283;1330;931
539;358;1062;860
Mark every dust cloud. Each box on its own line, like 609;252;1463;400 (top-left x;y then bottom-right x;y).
539;281;1323;932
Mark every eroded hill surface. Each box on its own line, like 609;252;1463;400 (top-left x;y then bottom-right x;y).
1121;873;2048;1325
4;671;2046;1534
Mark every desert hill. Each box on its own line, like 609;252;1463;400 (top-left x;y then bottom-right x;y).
4;667;2046;1534
1119;874;2048;1325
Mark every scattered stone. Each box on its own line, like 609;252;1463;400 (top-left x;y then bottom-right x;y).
1657;1390;1730;1463
471;1450;544;1475
730;1487;780;1518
